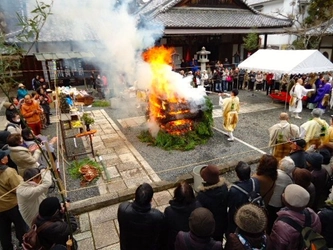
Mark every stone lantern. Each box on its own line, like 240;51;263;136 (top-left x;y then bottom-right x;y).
196;47;211;71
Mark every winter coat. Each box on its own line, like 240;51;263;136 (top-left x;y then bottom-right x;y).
227;178;260;234
268;169;293;208
0;166;23;212
21;99;42;124
289;150;307;168
252;174;275;206
311;168;329;210
39;94;51;114
35;212;78;249
164;200;201;250
117;201;166;250
17;88;28;100
16;170;52;227
307;182;316;209
196;179;228;241
269;207;321;250
225;231;269;250
5;122;22;134
318;205;333;247
24;139;55;167
174;231;222;250
8;145;41;176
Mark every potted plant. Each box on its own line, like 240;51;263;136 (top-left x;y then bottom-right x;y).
81;113;94;131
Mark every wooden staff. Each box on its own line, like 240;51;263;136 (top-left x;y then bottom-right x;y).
44;142;66;196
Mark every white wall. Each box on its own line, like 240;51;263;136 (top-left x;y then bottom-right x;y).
247;0;308;48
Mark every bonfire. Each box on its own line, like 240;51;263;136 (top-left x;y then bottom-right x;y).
138;46;213;150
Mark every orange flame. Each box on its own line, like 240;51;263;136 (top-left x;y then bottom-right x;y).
144;46;194;135
143;46;178;101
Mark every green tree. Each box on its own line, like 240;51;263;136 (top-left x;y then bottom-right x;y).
273;0;332;49
243;32;259;51
0;1;53;95
305;0;333;26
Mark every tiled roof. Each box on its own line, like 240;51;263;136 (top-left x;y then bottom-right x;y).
154;7;291;28
307;18;333;35
38;16;98;42
138;0;182;17
6;15;99;43
5;0;291;43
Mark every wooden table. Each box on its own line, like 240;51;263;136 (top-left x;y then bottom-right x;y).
59;114;96;159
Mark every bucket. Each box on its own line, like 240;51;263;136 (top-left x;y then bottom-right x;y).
193;165;206;193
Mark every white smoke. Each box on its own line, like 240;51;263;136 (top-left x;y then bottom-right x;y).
24;0;208;135
31;0;164;95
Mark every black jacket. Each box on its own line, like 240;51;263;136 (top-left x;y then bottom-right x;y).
117;201;165;250
289;150;307;168
196;179;229;241
35;212;78;250
164;200;201;250
318;205;333;247
227;178;260;234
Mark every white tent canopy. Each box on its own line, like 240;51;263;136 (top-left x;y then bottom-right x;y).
238;49;333;74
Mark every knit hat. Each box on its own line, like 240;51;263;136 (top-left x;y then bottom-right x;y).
318;148;331;165
200;165;220;185
290;138;306;149
283;184;310;208
39;197;61;217
0;149;10;170
234;203;267;234
305;152;323;169
0;149;10;160
293;168;312;188
189;207;215;237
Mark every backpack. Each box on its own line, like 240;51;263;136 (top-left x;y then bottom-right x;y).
184;232;215;250
232;178;265;208
237;233;267;250
277;209;328;250
22;221;53;250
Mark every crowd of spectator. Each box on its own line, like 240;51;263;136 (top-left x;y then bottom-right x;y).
117;153;333;249
178;59;333;115
0;79;75;250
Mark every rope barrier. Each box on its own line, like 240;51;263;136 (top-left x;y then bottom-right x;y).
57;140;283;195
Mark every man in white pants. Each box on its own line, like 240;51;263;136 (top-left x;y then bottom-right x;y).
289;78;314;119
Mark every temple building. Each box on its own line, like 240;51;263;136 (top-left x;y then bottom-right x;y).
0;0;292;88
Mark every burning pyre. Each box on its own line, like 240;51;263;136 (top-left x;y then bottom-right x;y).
142;46;212;140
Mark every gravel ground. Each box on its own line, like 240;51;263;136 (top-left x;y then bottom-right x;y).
103;89;324;183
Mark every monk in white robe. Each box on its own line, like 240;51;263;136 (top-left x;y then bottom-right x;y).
300;108;329;149
289;78;314;119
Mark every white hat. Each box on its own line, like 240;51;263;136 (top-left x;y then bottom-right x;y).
18;83;24;88
284;184;310;208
